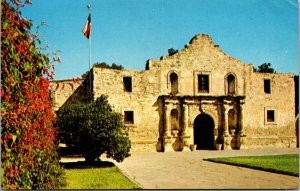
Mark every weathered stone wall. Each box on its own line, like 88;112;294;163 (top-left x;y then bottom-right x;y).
243;72;296;148
49;79;84;111
51;34;297;152
245;72;295;128
145;34;296;150
147;34;252;97
92;68;161;148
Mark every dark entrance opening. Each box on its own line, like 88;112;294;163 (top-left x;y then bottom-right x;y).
193;114;215;150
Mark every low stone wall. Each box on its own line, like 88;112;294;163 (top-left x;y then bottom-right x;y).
241;124;298;149
242;136;297;149
130;135;297;152
130;140;158;153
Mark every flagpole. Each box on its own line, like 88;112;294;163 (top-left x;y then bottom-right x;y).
88;4;92;95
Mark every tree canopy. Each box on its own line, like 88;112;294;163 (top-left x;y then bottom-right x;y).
93;62;124;70
56;95;131;162
254;63;276;73
168;48;179;56
81;62;124;78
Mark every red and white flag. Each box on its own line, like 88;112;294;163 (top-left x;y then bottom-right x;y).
82;12;91;39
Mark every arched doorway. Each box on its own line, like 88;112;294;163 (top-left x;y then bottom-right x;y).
193;114;215;150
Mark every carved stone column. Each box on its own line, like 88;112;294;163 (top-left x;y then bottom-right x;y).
156;99;164;152
223;105;231;150
164;104;173;151
237;104;247;149
164;104;172;137
238;104;245;136
223;105;230;136
181;104;190;151
182;104;189;136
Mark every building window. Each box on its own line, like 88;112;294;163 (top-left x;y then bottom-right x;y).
265;108;276;124
266;110;275;122
124;111;134;124
170;109;179;131
228;109;238;134
264;79;271;94
170;72;179;95
227;74;235;95
123;77;132;92
198;74;209;93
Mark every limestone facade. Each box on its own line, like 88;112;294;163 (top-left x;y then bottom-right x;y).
51;34;297;152
49;78;84;111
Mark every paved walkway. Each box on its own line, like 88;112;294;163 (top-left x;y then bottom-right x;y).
100;148;299;189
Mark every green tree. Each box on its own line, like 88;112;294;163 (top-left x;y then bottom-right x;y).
93;62;124;70
168;48;178;56
56;95;131;162
81;62;124;79
254;63;276;73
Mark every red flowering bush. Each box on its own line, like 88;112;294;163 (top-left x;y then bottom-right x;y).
1;0;65;189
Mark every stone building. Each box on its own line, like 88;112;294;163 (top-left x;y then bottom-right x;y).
50;34;297;152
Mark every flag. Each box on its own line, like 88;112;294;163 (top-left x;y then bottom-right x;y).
82;12;91;39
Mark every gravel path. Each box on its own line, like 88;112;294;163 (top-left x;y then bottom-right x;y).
100;148;299;189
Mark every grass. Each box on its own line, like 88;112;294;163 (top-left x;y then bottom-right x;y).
61;161;141;189
204;154;299;176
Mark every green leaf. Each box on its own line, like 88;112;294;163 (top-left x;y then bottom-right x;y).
29;44;35;52
2;20;10;29
14;53;20;63
24;62;32;71
14;31;19;37
12;135;17;144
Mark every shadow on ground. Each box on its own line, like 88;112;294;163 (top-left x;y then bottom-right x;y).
60;161;115;169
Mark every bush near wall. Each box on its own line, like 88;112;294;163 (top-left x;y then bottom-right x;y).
1;0;65;189
57;95;131;163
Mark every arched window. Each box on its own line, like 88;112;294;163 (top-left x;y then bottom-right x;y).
227;74;235;95
228;109;238;134
170;109;179;131
170;72;179;95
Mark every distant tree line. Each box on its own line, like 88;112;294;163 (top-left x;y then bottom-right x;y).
254;63;276;73
93;62;124;70
82;62;124;79
168;48;178;56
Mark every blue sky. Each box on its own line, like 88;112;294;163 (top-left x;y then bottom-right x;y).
21;0;299;80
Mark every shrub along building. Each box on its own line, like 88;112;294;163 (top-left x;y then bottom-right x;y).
50;34;297;152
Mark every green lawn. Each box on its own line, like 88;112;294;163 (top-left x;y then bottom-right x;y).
204;154;299;176
61;161;141;189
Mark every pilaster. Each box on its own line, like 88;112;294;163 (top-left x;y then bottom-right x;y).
164;104;173;151
223;105;231;150
181;104;191;151
237;103;247;149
